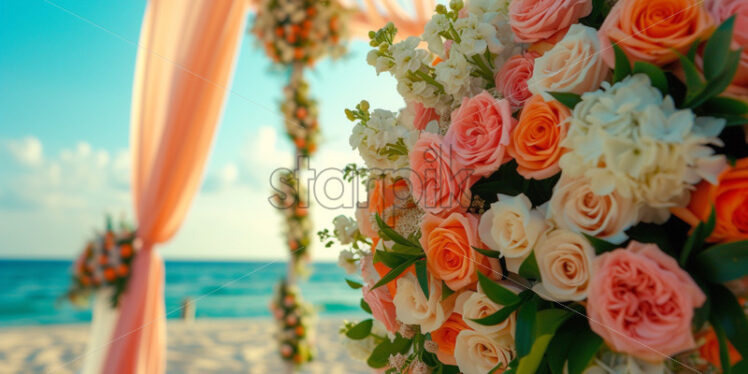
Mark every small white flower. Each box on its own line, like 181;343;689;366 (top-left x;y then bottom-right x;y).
333;215;357;245
337;249;358;275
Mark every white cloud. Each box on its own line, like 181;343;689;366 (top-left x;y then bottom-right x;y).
6;136;43;166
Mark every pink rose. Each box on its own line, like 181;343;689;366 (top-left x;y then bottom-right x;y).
413;102;440;130
705;0;748;95
495;52;539;110
363;284;401;333
444;92;517;178
509;0;593;43
409;132;473;216
587;242;706;362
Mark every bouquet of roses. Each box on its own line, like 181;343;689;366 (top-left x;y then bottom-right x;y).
282;72;320;156
252;0;348;66
67;217;136;308
269;278;316;366
326;0;748;373
273;171;313;272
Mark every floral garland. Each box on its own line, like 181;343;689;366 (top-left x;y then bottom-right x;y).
327;1;748;373
282;72;319;156
67;218;136;308
273;170;312;274
270;278;316;366
252;0;347;66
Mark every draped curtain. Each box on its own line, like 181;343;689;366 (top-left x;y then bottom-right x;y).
79;1;250;373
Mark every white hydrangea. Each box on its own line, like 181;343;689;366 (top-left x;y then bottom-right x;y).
560;74;727;223
349;109;417;178
332;215;357;245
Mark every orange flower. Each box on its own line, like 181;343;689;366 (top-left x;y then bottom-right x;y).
120;244;133;258
293;48;304;60
698;327;742;369
80;275;90;286
295;325;305;336
507;94;570;180
599;0;715;66
672;158;748;242
275;27;284;37
105;231;115;248
368;178;410;228
104;267;116;282
117;264;129;277
296;107;307;120
431;313;470;366
98;255;108;265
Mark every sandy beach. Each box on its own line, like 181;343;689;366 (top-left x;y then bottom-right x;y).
0;318;370;374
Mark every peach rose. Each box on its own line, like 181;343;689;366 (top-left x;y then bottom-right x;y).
507;94;571;179
548;175;638;244
362;284;400;333
431;312;470;366
478;194;549;273
532;229;595;301
599;0;715;67
410;132;473;216
587;241;706;362
672;158;748;243
444;92;517;179
458;290;516;336
528;24;609;100
393;273;456;333
705;0;748;96
413;101;440;130
495;52;539;110
509;0;593;43
454;329;516;374
420;212;500;291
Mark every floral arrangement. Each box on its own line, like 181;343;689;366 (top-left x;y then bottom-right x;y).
282;73;319;156
273;171;312;272
67;218;136;308
252;0;347;66
269;278;316;366
327;0;748;373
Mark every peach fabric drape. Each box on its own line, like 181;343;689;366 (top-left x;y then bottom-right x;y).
102;1;249;373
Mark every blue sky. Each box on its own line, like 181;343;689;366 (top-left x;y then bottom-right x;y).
0;0;404;260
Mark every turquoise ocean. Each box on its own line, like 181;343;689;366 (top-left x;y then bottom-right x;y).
0;259;364;326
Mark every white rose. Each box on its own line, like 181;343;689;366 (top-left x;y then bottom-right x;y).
337;249;358;275
478;194;549;273
548;175;638;244
393;273;455;333
454;329;515;374
457;290;515;336
532;229;595;302
527;24;608;100
333;215;357;245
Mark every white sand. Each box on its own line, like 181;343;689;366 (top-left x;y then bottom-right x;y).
0;318;370;374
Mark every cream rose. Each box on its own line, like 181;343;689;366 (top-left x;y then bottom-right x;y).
527;24;608;100
548;175;638;244
454;330;516;374
532;229;595;302
457;290;516;336
393;273;455;333
478;194;549;273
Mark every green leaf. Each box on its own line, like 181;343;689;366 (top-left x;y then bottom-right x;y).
566;327;603;374
346;319;373;340
547;317;603;374
517;334;554;374
360;298;372;314
709;284;748;357
626;222;674;255
416;260;430;300
583;234;618;255
686;39;701;61
612;43;631;83
391;242;424;256
472;246;501;259
519;252;540;280
677;52;705;103
687;49;742;108
719;114;748;127
441;281;455;301
704;96;748;115
367;334;412;368
515;296;538;357
374;249;410;269
548;92;582;110
703;16;736;80
375;213;419;248
711;316;733;374
695;240;748;283
478;272;521;305
633;62;668;95
345;279;363;289
535;309;573;335
472;302;522;326
371;257;417;290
